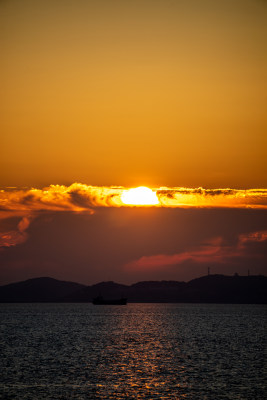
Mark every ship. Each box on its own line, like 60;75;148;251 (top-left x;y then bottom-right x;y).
92;295;127;305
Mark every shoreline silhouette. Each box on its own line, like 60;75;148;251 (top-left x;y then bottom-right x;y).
0;274;266;304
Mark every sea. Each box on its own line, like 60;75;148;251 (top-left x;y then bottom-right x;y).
0;303;266;400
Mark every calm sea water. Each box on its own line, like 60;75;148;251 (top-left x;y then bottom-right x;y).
0;303;266;399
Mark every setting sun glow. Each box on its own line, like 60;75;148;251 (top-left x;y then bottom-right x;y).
121;187;159;206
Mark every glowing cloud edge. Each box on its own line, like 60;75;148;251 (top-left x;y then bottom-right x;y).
0;184;267;212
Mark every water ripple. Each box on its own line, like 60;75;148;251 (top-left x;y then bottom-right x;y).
0;303;266;399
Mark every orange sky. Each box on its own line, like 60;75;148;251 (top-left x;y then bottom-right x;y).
1;0;267;188
1;1;267;285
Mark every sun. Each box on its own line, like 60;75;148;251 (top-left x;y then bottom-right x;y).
121;186;159;206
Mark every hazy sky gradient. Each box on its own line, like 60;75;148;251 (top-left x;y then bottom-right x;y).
1;1;267;284
1;208;266;285
1;0;266;188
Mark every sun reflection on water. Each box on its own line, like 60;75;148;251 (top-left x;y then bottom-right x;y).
1;303;265;399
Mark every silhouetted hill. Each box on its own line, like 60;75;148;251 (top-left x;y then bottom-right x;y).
62;281;129;302
186;274;267;303
0;275;266;303
128;281;187;302
0;277;85;302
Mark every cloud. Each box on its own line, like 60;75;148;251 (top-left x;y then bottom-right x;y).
0;184;124;212
125;230;267;271
156;187;267;208
0;216;33;249
239;230;267;245
0;184;266;250
0;184;267;213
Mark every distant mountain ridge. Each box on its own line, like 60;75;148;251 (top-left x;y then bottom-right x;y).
0;275;266;303
0;277;85;303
